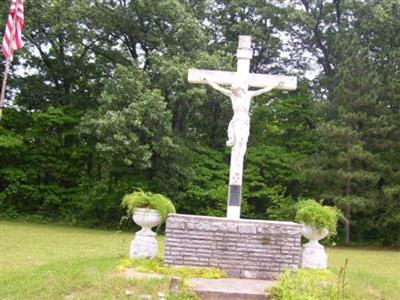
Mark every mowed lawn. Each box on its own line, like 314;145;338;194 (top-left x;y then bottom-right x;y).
327;247;400;300
1;221;399;299
1;221;133;272
0;221;168;300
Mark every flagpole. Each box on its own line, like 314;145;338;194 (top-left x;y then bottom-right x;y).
0;58;11;122
0;0;19;123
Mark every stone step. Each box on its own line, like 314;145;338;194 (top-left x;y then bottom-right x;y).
188;278;275;300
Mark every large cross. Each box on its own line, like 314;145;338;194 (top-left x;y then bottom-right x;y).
188;35;297;219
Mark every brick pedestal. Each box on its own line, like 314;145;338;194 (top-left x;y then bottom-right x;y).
164;214;302;280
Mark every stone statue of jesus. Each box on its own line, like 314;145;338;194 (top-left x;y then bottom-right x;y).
189;36;296;219
205;80;280;174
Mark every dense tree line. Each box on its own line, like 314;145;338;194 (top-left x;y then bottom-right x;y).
0;0;399;246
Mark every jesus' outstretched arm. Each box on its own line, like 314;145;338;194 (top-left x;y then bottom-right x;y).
250;81;286;98
249;85;275;98
205;80;232;97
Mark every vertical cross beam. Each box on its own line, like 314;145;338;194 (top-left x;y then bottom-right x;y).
235;35;252;85
226;36;253;219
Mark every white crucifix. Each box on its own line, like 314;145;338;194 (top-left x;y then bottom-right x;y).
188;35;297;220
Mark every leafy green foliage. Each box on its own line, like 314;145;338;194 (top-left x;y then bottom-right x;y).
267;192;297;222
118;257;226;279
295;200;343;237
121;190;176;222
302;37;391;243
80;64;174;169
270;269;343;300
173;144;228;217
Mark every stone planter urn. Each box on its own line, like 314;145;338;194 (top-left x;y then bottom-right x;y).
301;224;329;269
130;208;162;259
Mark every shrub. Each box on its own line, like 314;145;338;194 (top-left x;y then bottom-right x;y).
121;190;176;222
269;269;341;300
295;200;342;237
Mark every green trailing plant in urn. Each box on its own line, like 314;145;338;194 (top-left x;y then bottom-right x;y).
121;190;176;222
295;199;343;237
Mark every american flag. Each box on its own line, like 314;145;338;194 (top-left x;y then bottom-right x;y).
2;0;25;59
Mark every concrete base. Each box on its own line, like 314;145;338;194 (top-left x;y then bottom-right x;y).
130;232;158;259
301;241;328;269
165;214;302;280
188;278;275;300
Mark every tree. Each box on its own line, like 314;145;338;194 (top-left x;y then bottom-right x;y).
1;0;107;220
305;41;383;243
81;65;173;170
354;0;400;245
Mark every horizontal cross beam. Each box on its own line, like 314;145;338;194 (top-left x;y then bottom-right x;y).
188;69;297;90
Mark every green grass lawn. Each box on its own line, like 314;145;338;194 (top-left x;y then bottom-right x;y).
1;221;399;299
1;221;131;272
0;221;171;300
327;247;400;300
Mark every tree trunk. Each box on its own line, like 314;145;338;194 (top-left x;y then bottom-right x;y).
344;204;351;244
345;158;352;244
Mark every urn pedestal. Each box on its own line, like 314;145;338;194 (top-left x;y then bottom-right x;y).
301;225;329;269
130;208;162;259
